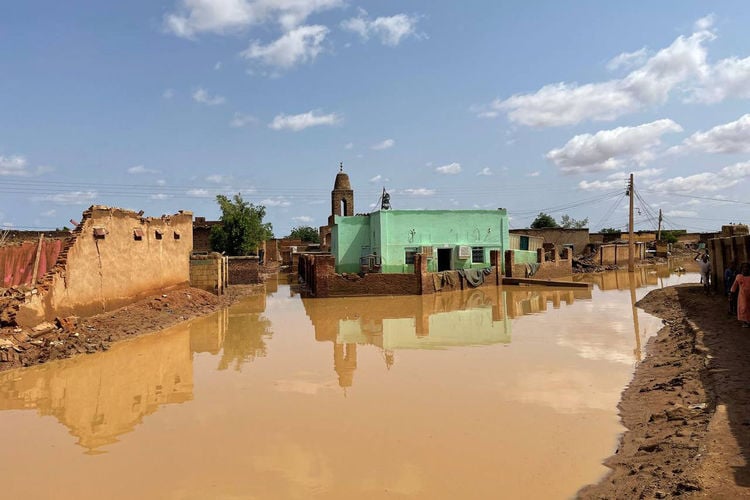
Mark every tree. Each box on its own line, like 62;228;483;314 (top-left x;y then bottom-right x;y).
600;227;621;234
210;193;273;255
288;225;320;243
530;212;559;229
559;214;589;229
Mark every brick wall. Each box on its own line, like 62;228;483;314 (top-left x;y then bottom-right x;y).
227;256;260;284
505;248;573;279
190;253;228;294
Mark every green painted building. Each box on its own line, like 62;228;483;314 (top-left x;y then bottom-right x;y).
332;209;512;273
324;167;537;274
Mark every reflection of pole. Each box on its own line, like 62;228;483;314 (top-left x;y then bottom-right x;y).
628;173;635;273
629;272;642;362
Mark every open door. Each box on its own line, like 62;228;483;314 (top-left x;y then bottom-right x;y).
437;248;452;271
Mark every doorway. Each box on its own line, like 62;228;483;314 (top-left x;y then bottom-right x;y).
437;248;452;271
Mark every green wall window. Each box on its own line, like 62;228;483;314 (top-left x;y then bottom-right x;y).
472;247;484;263
405;247;418;264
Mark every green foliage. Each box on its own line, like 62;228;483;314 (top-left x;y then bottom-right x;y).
660;230;679;244
210;193;273;256
600;227;621;234
559;214;589;229
530;212;559;229
288;225;320;243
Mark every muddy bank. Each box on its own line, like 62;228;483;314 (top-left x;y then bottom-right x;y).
580;284;750;498
0;285;262;372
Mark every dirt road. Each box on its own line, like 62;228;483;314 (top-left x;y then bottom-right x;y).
580;284;750;498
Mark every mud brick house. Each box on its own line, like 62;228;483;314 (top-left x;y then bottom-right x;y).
7;206;193;326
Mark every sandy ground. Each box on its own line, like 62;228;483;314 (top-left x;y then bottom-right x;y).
580;284;750;498
2;274;749;497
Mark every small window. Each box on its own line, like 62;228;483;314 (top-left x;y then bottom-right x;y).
472;246;484;263
93;227;106;239
404;247;418;265
133;228;144;241
173;231;181;240
155;230;163;240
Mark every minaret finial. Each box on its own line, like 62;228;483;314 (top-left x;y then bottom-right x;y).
339;161;343;172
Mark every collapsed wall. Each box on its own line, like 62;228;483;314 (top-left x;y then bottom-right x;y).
15;206;193;326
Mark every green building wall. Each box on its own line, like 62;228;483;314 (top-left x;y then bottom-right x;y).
332;209;510;273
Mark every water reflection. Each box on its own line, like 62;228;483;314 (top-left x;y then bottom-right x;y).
303;286;592;388
0;292;273;453
0;330;194;453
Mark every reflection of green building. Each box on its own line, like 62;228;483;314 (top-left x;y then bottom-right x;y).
327;168;534;273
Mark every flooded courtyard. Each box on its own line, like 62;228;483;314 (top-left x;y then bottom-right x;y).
0;267;698;499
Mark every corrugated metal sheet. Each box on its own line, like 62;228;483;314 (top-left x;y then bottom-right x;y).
1;239;63;287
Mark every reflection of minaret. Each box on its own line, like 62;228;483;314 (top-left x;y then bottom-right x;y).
333;343;357;388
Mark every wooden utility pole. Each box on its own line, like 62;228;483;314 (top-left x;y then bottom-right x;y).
628;173;635;273
657;209;663;242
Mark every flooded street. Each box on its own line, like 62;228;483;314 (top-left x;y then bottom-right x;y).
0;268;697;499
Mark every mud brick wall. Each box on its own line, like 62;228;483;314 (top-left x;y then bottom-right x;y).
505;248;573;279
227;256;260;284
328;272;420;297
16;206;194;325
190;256;227;295
709;235;750;293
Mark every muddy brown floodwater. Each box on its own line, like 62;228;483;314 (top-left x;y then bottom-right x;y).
0;267;696;499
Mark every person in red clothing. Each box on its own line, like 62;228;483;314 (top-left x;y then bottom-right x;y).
730;262;750;328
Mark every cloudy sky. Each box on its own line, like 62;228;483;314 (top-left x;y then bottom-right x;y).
2;1;750;234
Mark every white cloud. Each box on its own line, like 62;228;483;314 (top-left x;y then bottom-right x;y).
484;26;714;127
665;210;698;217
214;61;222;70
162;88;175;99
260;196;291;207
344;142;353;150
156;179;167;186
435;162;462;175
268;110;341;131
341;12;420;46
546;119;682;174
401;188;435;196
606;167;663;180
0;155;29;176
230;112;257;127
164;0;343;38
371;138;395;150
242;25;328;69
192;87;226;105
369;174;382;183
150;193;173;200
606;47;648;71
692;56;750;103
40;209;56;217
527;171;540;177
694;13;716;31
187;188;212;197
0;154;53;177
676;114;750;154
476;167;492;176
292;215;313;223
578;179;624;191
206;174;230;183
47;191;98;205
649;160;750;193
128;165;160;174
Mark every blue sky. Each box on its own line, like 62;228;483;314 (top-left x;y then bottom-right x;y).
2;1;750;235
